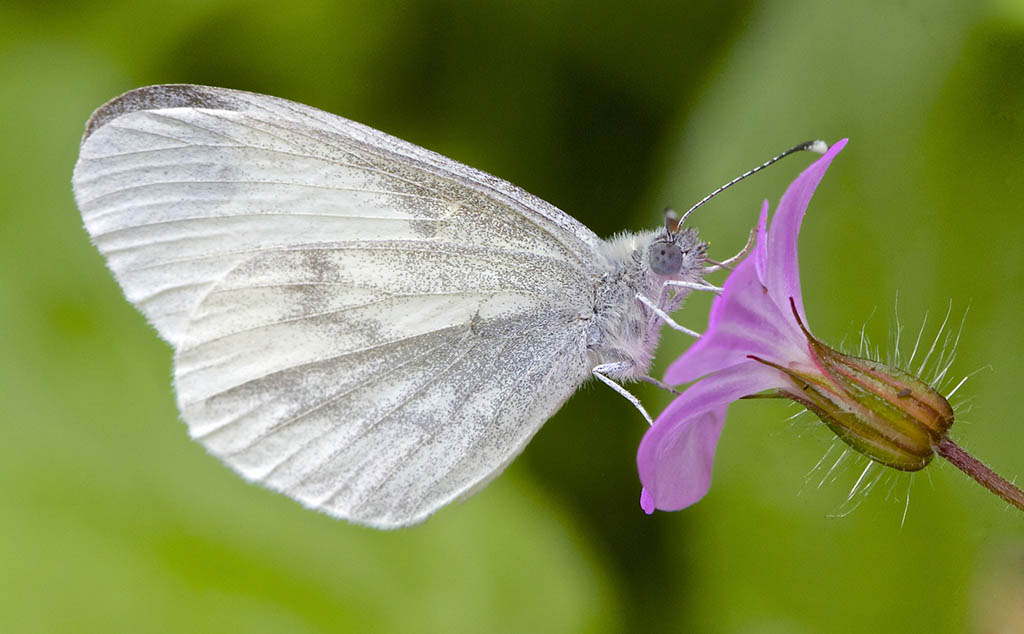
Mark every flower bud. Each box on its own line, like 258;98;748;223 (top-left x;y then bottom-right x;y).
754;336;955;471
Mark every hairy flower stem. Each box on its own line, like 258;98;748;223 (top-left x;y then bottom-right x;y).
936;437;1024;512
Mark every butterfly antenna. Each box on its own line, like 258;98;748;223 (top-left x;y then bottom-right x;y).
677;140;829;227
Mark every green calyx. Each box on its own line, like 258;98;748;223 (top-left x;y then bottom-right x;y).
751;337;955;472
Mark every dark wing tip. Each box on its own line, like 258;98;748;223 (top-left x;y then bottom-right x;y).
81;84;243;144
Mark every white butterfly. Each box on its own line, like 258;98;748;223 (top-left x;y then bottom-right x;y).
72;84;725;528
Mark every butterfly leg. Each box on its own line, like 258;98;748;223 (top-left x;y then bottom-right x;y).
639;375;681;395
635;294;701;338
663;280;722;294
592;362;654;425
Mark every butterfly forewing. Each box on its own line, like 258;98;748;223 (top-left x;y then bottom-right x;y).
73;85;604;526
74;84;603;344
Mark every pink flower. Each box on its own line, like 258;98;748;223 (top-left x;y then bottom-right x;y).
638;139;955;513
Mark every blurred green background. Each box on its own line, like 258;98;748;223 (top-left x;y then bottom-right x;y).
2;0;1023;632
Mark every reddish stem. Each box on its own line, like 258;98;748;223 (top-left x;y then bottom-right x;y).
936;437;1024;512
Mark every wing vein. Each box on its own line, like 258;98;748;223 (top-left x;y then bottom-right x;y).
194;107;593;264
130;240;583;274
105;123;189;145
344;338;516;513
305;338;489;502
203;109;443;198
188;289;549;350
212;331;462;453
145;111;240;142
425;334;578;504
179;323;470;406
80;178;424;209
94;211;441;239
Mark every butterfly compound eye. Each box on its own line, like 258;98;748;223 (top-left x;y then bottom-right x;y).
649;241;683;276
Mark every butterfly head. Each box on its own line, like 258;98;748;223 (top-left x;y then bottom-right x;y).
647;209;706;277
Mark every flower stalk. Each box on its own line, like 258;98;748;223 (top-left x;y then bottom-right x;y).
935;437;1024;512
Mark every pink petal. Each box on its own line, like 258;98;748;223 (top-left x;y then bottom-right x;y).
765;139;848;324
638;362;786;512
640;488;655;514
754;200;769;285
664;252;806;385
